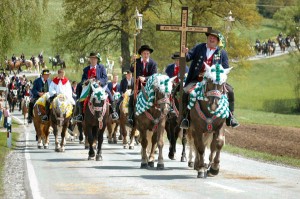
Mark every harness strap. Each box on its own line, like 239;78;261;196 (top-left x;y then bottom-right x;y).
144;110;166;132
195;101;217;132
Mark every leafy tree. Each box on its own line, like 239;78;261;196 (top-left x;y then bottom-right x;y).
0;0;48;63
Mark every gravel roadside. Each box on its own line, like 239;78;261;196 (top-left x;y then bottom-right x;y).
3;126;29;199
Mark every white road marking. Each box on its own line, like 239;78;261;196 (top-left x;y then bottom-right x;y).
205;181;245;193
25;128;44;199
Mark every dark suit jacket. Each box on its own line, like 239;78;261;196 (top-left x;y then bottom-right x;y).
31;77;51;99
130;58;157;80
165;63;189;78
120;78;134;95
185;43;229;86
81;64;108;86
107;82;121;94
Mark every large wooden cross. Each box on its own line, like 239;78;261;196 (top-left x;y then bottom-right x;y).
156;7;212;120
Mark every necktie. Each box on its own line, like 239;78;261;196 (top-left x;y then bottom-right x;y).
143;61;147;76
44;80;48;92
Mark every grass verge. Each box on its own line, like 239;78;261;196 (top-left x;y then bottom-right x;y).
223;144;300;168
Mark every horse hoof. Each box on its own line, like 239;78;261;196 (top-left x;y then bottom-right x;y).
118;135;122;140
168;153;175;160
60;148;65;152
188;162;194;168
88;156;95;160
108;140;112;144
197;171;207;178
96;154;102;161
113;140;117;144
181;156;187;162
208;167;219;176
148;161;154;168
85;146;89;149
123;145;128;149
140;163;148;169
157;163;164;170
79;140;84;144
55;148;60;152
129;146;134;150
44;145;49;149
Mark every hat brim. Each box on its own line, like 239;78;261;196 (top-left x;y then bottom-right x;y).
205;32;220;39
171;56;180;59
88;56;98;58
138;48;153;55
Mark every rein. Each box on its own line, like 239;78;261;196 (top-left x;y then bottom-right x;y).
195;100;217;132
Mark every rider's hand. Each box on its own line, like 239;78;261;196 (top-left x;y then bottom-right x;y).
184;47;189;53
139;76;146;83
38;92;44;96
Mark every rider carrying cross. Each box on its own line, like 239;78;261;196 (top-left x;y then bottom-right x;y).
180;30;239;129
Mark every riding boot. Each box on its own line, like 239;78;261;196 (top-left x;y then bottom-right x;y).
73;101;83;122
226;102;240;128
127;94;134;127
111;102;119;120
180;92;190;129
27;101;34;123
41;100;50;122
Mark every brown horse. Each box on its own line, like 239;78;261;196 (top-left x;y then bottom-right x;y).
7;89;18;112
21;96;30;124
33;94;51;149
106;92;121;144
5;60;22;74
116;89;139;149
50;94;73;152
21;60;33;72
135;74;175;169
84;82;109;161
188;63;232;178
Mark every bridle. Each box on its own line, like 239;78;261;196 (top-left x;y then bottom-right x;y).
88;93;107;129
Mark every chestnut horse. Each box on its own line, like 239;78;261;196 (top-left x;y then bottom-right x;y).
33;93;51;149
188;63;232;178
50;94;73;152
135;74;175;169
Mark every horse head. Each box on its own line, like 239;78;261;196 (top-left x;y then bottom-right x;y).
203;63;232;112
89;82;108;120
52;94;73;126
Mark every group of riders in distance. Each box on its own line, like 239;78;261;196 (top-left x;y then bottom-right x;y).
2;30;243;178
3;52;66;74
254;32;295;56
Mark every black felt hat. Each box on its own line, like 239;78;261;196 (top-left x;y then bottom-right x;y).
171;52;180;59
123;70;132;75
138;45;153;55
41;69;50;75
88;52;98;58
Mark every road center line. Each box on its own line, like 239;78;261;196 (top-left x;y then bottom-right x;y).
205;181;245;193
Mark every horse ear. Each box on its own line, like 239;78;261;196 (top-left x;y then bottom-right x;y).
90;82;96;92
224;67;233;75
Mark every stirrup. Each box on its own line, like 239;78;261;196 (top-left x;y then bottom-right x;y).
41;115;48;122
180;118;189;129
112;112;119;120
73;114;83;122
230;117;240;128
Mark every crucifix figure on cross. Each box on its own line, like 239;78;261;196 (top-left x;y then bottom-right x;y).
156;6;212;121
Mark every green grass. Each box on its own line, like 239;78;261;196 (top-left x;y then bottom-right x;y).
0;131;18;197
229;53;300;113
223;144;300;168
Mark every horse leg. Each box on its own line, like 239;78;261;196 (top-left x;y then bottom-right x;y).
166;119;176;160
208;129;225;177
60;123;68;152
44;124;50;149
96;128;104;161
120;122;128;149
87;127;95;160
113;123;118;144
52;124;60;152
181;129;187;162
194;135;207;178
156;129;165;170
107;120;113;144
140;130;148;169
78;123;84;144
128;127;136;149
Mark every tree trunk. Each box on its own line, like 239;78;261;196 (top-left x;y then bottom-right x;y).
120;2;131;74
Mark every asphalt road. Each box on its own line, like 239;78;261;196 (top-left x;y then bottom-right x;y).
9;110;300;199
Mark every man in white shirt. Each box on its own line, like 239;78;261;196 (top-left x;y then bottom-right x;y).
43;69;74;121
